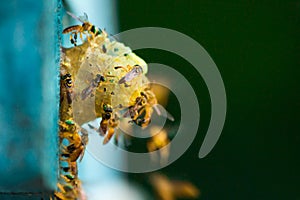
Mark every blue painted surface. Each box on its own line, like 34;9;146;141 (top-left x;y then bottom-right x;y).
0;0;61;195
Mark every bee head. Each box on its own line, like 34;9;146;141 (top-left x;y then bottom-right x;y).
96;74;106;82
134;65;143;74
103;104;113;113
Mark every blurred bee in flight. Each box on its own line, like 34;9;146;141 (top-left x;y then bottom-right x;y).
63;11;107;46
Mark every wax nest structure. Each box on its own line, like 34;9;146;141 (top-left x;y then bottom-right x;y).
61;34;150;126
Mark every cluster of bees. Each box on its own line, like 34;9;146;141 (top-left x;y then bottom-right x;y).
55;71;87;199
55;11;199;200
55;12;167;200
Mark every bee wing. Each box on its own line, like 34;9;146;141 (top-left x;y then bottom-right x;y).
81;86;93;100
118;107;130;118
153;104;175;122
118;67;142;84
66;11;85;23
118;75;128;84
80;12;89;22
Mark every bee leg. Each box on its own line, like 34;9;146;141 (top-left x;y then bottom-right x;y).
57;182;67;193
91;32;95;40
124;83;131;87
79;32;84;43
103;127;114;144
85;32;91;42
74;32;78;43
99;118;108;136
70;34;75;45
103;117;119;144
114;65;129;72
70;33;77;46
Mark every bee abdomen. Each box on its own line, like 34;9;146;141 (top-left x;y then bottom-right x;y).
63;25;80;33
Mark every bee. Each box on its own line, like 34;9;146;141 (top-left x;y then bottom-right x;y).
61;73;73;88
63;11;107;46
81;74;105;100
60;131;86;162
59;120;86;162
96;103;111;135
147;127;170;165
103;113;119;144
125;87;157;127
149;173;200;200
96;103;120;144
125;86;174;128
59;120;77;137
115;64;143;87
61;73;74;105
55;175;85;200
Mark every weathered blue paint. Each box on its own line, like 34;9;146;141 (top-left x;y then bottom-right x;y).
0;0;61;196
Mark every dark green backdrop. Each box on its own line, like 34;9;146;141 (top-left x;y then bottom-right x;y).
119;1;300;199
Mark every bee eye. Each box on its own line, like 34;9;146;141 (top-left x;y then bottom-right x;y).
103;104;107;110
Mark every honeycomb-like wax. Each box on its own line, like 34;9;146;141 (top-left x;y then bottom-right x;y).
61;34;150;125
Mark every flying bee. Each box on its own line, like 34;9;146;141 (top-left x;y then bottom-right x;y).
149;173;200;200
115;64;143;87
81;74;105;100
63;11;107;46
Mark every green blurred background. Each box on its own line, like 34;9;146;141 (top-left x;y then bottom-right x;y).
118;1;300;199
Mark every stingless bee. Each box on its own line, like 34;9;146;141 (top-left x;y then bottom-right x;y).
126;87;158;127
98;103;120;144
62;73;73;88
125;86;174;128
59;120;87;162
99;103;113;135
60;132;86;162
61;73;74;105
115;64;143;87
63;11;107;46
81;74;105;100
